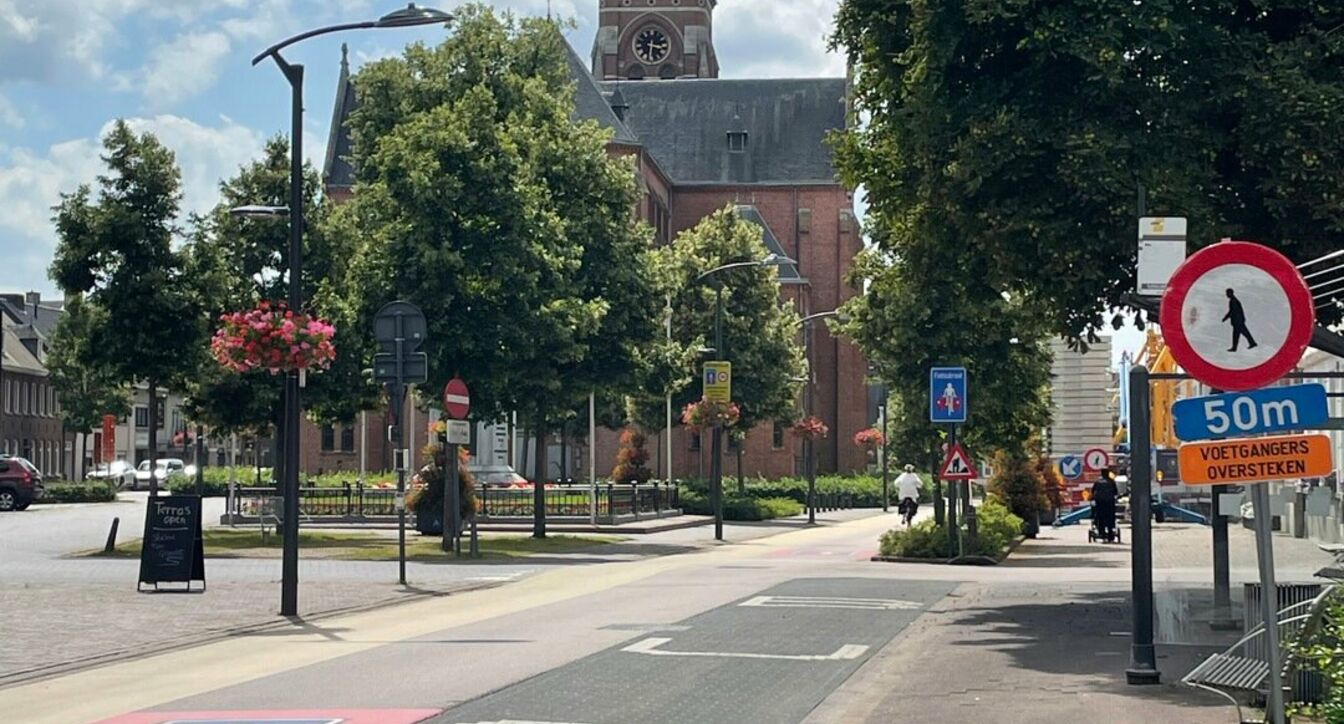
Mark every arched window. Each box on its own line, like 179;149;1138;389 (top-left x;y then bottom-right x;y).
625;64;645;80
658;63;679;80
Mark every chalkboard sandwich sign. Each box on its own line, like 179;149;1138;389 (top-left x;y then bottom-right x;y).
137;495;206;592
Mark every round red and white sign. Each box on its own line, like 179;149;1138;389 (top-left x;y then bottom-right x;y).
1083;447;1110;472
1160;240;1314;391
443;377;470;420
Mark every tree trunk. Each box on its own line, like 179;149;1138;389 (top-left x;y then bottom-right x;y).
147;379;159;496
532;407;548;539
195;423;205;496
931;444;944;527
79;433;87;483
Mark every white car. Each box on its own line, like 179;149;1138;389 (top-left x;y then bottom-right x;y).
133;458;189;489
88;460;136;490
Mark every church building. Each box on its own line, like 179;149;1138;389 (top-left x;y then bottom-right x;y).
323;0;871;478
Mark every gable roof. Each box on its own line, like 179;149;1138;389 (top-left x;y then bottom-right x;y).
564;41;638;144
1;327;46;375
598;77;847;185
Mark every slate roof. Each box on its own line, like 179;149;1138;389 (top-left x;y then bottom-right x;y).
735;205;805;284
564;42;637;144
1;327;46;375
322;44;357;192
597;77;847;185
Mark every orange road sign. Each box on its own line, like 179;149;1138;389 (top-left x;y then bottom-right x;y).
1178;434;1334;486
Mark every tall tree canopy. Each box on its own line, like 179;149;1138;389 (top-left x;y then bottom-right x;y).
45;294;130;475
630;207;807;437
834;0;1344;336
341;6;661;426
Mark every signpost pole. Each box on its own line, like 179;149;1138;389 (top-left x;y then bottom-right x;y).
946;425;958;555
448;441;460;557
1126;364;1160;684
1252;481;1286;724
392;386;406;586
1211;484;1235;629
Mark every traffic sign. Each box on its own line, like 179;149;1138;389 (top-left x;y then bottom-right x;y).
929;367;968;423
1059;455;1084;481
1160;240;1315;391
443;377;470;420
1083;447;1111;472
1172;384;1329;442
373;301;427;354
445;419;471;445
1137;217;1187;296
703;361;732;403
940;442;979;481
1178;434;1334;485
372;352;428;384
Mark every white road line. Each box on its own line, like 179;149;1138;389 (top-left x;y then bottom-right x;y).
738;595;923;611
621;637;870;662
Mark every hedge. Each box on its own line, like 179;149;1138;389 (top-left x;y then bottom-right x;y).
36;481;118;504
682;473;935;508
164;467;400;497
679;489;803;521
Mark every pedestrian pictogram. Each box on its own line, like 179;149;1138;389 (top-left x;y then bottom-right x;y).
1083;447;1110;473
929;367;968;423
1160;240;1315;391
940;442;979;481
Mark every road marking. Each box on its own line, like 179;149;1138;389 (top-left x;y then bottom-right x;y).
739;595;923;611
621;637;869;662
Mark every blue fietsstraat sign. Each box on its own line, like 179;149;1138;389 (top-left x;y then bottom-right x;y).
930;367;968;423
1172;384;1329;442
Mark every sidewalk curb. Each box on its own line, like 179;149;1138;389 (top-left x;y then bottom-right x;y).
0;579;502;691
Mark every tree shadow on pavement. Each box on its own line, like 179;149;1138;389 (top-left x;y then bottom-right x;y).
1002;542;1129;568
947;587;1238;714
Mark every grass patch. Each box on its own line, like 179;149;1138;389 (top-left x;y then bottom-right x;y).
87;528;622;561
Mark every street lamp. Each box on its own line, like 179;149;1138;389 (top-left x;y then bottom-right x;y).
249;2;451;618
798;309;847;524
695;253;796;541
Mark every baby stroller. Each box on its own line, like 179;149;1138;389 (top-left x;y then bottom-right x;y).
1087;501;1121;543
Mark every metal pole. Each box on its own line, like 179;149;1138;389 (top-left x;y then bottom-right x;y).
589;391;597;526
277;56;304;618
1211;483;1236;629
805;318;815;525
447;441;460;557
1126;364;1160;684
392;386;406;585
712;284;724;541
946;425;958;553
359;410;367;485
665;294;673;486
880;403;889;512
1252;482;1286;724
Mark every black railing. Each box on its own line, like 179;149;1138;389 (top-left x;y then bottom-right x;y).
226;480;680;524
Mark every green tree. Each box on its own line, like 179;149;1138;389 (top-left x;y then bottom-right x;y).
183;137;374;441
45;295;130;479
833;0;1344;336
341;6;662;536
50;119;201;493
632;207;806;459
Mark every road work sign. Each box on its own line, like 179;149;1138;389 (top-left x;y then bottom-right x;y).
1178;434;1334;485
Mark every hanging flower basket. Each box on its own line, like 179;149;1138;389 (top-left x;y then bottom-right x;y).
791;415;829;440
853;427;885;451
681;398;741;430
211;301;337;375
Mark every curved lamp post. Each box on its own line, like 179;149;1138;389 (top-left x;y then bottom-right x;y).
247;3;451;617
694;253;796;541
798;309;848;524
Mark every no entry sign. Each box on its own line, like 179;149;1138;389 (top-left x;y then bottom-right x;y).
442;377;470;420
1160;241;1314;391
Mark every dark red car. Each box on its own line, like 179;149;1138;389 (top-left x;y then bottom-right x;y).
0;455;43;511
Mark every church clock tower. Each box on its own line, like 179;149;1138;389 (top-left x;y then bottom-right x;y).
591;0;719;80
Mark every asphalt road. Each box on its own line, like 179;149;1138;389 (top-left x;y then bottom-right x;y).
2;492;226;560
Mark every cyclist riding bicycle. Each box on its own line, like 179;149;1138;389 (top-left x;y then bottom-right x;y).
895;464;922;525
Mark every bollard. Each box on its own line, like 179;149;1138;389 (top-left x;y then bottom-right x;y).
104;517;120;553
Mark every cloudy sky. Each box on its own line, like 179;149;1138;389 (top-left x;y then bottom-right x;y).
0;0;847;298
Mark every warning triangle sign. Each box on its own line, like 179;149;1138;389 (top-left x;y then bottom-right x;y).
940;442;979;481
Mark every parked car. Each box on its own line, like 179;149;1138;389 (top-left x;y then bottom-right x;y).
0;455;44;511
88;460;136;490
133;458;187;489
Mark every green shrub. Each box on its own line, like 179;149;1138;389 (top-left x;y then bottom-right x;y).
877;497;1023;560
1289;589;1344;721
165;476;231;497
680;473;931;508
37;481;117;504
679;490;803;521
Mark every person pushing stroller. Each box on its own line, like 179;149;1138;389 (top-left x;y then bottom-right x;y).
1090;469;1120;543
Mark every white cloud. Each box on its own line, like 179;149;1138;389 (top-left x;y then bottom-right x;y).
0;0;144;84
0;115;265;295
142;31;233;106
715;0;846;78
0;92;22;127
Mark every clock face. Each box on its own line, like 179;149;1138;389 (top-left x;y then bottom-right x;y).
634;27;670;64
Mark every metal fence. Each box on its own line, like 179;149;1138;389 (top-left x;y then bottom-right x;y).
226;481;680;524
